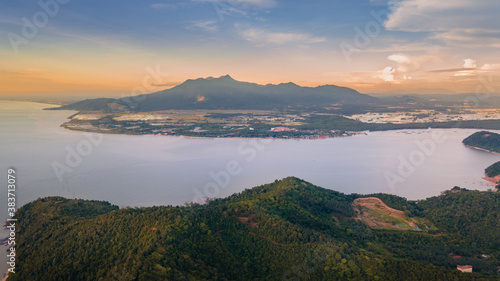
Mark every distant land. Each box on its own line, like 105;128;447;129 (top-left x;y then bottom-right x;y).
485;161;500;184
46;75;500;113
51;75;379;112
36;75;500;139
8;177;500;280
463;131;500;154
462;131;500;187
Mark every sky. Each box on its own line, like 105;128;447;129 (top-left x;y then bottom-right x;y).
1;0;499;97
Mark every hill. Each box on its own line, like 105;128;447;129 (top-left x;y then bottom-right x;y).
8;177;500;280
51;75;379;112
486;161;500;178
485;161;500;183
463;131;500;154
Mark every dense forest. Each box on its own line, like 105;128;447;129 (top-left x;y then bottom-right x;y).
486;161;500;178
8;177;500;280
463;131;500;153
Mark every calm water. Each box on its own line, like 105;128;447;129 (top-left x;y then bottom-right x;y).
2;100;500;274
1;100;499;211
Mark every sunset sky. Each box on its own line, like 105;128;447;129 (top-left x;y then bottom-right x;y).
1;0;499;97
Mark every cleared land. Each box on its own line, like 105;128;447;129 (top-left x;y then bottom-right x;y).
352;197;432;231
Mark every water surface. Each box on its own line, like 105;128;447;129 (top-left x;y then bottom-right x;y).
1;100;498;211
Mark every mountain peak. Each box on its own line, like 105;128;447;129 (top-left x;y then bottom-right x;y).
203;75;236;82
218;74;235;81
278;82;299;87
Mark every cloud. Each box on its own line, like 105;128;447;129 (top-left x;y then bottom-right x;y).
387;53;422;73
428;58;500;78
151;3;178;9
237;26;326;45
369;0;392;5
385;0;500;44
376;53;430;82
463;58;477;68
379;66;395;82
481;64;500;70
187;20;219;32
428;68;475;73
192;0;276;9
388;53;430;72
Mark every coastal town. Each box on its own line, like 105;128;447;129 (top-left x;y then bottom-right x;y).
62;110;368;139
348;108;500;124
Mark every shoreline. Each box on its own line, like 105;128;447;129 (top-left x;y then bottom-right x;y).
60;124;369;141
463;144;500;156
482;176;499;184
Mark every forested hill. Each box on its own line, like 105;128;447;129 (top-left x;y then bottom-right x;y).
50;75;379;111
486;161;500;178
9;177;500;280
463;131;500;154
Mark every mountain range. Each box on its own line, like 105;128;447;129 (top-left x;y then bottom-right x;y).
52;75;379;111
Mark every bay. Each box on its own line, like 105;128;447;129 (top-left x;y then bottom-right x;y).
1;100;498;211
2;100;500;275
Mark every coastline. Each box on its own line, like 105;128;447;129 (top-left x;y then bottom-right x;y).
463;144;500;186
482;176;499;184
0;98;63;107
463;144;500;156
60;124;368;141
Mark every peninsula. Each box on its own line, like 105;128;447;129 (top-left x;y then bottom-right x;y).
49;76;500;139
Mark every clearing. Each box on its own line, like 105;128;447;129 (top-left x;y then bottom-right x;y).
352;197;431;231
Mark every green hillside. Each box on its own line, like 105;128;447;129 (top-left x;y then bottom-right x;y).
486;161;500;178
8;177;500;280
463;131;500;154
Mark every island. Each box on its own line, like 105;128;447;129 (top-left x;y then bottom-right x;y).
484;161;500;187
463;131;500;154
463;131;500;189
48;76;500;139
7;177;500;280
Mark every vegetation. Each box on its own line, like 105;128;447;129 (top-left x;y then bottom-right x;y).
61;110;500;140
486;161;500;178
463;131;500;153
52;75;378;112
9;177;500;280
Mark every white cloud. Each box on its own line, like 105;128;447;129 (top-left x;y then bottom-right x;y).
387;53;430;73
428;58;500;77
376;53;431;82
388;54;416;73
379;66;395;82
385;0;500;43
481;64;500;70
463;58;477;69
187;20;219;32
237;26;326;45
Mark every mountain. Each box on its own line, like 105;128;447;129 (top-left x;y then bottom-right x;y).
52;75;379;111
8;177;500;280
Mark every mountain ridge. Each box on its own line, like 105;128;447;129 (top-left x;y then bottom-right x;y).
8;177;500;280
52;75;379;112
